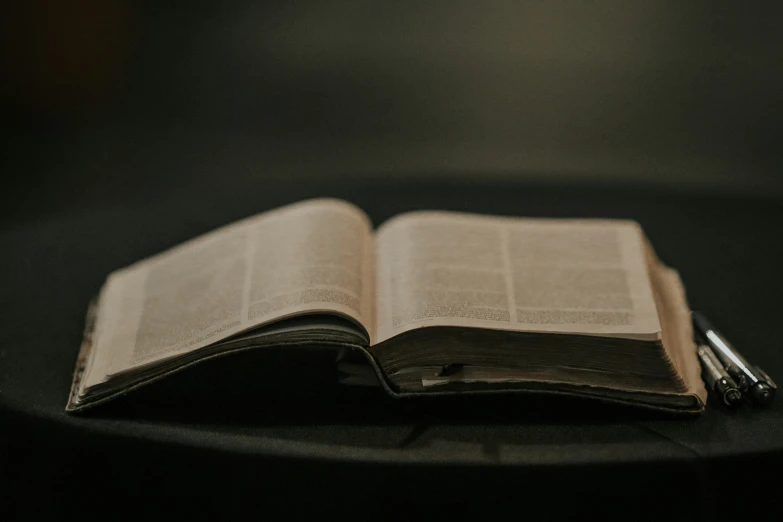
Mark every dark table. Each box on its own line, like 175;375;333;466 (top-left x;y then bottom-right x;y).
2;179;782;519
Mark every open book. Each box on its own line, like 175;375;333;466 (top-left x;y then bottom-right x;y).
67;199;707;413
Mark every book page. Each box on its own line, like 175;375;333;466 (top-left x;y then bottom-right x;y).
374;211;661;344
83;199;374;388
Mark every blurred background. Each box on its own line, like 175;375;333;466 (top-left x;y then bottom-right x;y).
2;1;782;225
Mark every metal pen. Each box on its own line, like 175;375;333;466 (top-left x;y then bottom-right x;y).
692;311;776;406
696;345;742;407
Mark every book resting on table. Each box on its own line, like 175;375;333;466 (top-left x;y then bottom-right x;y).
67;199;707;414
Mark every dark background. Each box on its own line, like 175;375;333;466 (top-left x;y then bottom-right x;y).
2;1;783;519
3;0;782;224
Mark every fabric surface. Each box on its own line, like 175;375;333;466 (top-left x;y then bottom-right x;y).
2;180;782;518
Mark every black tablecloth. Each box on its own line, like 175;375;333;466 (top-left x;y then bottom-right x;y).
2;180;782;518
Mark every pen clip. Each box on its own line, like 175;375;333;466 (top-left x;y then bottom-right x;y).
755;366;777;390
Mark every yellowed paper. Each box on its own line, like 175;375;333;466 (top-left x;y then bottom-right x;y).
374;211;661;344
82;199;374;390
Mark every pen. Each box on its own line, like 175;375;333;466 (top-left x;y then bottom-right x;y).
692;311;776;406
696;345;742;407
